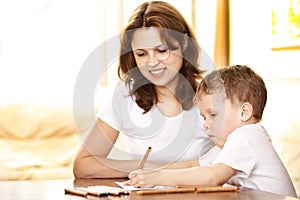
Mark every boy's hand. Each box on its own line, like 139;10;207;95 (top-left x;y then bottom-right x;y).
125;169;159;188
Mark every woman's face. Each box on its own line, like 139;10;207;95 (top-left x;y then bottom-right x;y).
131;27;184;87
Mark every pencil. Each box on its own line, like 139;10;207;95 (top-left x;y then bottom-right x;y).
196;186;239;193
64;188;88;197
138;146;152;169
136;187;196;195
176;185;239;193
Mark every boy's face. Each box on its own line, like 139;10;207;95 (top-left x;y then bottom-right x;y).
198;93;242;147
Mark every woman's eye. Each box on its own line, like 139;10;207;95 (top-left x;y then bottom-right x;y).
157;48;168;53
211;113;217;118
135;52;145;57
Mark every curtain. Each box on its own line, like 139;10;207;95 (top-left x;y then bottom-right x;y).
214;0;230;68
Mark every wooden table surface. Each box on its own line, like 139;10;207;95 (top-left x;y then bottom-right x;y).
0;178;298;200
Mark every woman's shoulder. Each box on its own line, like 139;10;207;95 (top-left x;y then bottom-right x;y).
112;81;130;96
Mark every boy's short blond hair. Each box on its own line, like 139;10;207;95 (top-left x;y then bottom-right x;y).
197;65;267;121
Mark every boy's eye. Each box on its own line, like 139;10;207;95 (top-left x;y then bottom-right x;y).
211;113;217;118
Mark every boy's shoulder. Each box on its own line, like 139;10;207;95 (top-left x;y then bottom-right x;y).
232;124;268;137
226;124;271;148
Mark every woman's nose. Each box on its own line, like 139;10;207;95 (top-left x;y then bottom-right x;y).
147;51;159;66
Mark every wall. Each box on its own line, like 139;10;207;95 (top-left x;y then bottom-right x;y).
0;0;102;106
230;0;300;196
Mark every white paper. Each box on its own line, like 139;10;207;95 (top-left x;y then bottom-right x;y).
115;181;174;191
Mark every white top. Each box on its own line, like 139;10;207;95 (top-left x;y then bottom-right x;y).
97;83;214;162
200;124;297;197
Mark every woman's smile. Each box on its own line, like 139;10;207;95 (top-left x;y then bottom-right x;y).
149;68;166;76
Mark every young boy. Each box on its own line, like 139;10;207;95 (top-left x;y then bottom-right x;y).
126;65;297;197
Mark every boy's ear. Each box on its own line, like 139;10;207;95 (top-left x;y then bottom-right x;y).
240;102;253;122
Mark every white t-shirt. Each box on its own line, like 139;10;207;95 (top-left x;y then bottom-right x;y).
200;124;297;197
97;83;214;162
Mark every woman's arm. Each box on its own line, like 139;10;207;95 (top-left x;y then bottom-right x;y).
73;118;142;178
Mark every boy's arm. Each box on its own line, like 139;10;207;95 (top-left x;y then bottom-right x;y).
161;146;222;170
127;163;236;188
160;163;236;186
163;158;200;169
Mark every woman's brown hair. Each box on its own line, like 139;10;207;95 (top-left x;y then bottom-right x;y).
118;1;203;113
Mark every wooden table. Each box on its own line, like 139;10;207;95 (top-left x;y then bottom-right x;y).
0;178;298;200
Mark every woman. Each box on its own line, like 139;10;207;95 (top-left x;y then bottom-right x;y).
73;1;214;178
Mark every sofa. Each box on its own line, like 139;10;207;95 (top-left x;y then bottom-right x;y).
0;104;80;180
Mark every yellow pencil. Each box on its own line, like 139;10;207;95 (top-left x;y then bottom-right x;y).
64;188;88;197
176;185;239;193
138;147;152;169
136;187;196;195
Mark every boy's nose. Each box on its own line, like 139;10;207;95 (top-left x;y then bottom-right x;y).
203;120;211;131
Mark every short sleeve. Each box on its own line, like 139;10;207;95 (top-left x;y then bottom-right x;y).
96;83;130;131
97;95;121;131
214;131;256;176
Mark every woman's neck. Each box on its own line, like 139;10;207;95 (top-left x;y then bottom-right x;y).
155;86;182;117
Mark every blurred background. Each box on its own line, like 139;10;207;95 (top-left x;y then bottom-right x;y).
0;0;299;196
1;0;299;105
